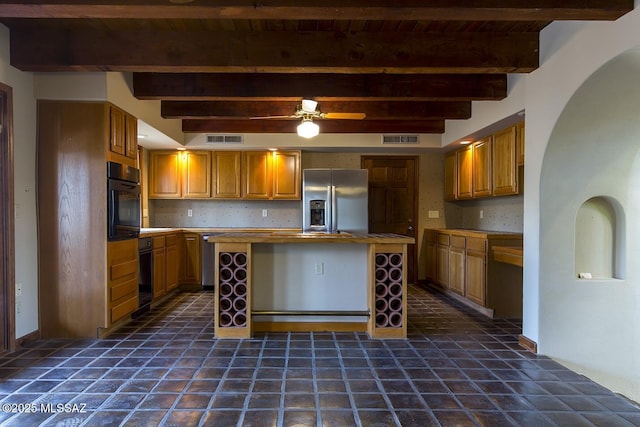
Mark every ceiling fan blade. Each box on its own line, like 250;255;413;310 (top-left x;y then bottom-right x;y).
249;115;296;120
323;112;366;120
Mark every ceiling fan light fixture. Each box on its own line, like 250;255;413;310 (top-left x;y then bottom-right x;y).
297;118;319;139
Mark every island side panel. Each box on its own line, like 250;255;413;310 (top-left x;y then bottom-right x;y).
252;243;369;329
369;243;408;339
214;242;252;339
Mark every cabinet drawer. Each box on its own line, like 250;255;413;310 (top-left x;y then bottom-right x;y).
466;237;487;253
450;236;465;249
437;234;450;246
111;296;138;324
110;259;137;282
424;230;438;244
153;236;165;249
165;234;178;247
110;277;137;302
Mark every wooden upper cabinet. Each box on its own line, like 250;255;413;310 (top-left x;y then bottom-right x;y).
124;113;138;160
472;137;492;198
243;151;272;199
273;151;301;200
109;105;138;161
444;151;457;201
516;121;525;166
109;106;126;156
456;144;473;200
149;151;181;199
212;151;242;199
183;151;212;198
492;126;518;196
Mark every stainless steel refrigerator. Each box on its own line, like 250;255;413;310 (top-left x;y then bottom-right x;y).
302;169;368;234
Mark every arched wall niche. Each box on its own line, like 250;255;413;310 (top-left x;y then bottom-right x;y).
575;196;625;280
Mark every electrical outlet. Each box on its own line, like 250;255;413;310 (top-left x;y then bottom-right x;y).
479;210;484;219
16;283;22;297
428;210;439;219
262;209;268;217
314;262;324;275
187;209;193;217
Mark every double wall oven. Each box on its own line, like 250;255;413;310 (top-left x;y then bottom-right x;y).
107;161;140;241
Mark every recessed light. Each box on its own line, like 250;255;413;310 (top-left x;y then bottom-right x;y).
459;140;472;145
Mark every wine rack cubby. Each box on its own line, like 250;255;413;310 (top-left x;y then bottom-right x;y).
370;244;406;338
215;243;251;338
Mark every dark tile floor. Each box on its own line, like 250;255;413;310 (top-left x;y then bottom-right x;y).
0;284;639;427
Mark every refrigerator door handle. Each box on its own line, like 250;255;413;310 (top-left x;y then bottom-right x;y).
331;185;337;233
326;185;333;233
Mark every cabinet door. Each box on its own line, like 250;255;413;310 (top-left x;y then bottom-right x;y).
436;244;449;288
180;233;202;283
425;242;437;283
243;151;271;199
516;121;525;166
449;247;465;295
109;106;126;156
165;235;179;292
153;237;166;299
472;137;492;198
184;151;212;198
125;113;138;160
149;151;181;199
465;250;487;306
492;126;518;196
212;151;241;198
456;145;473;199
444;151;457;201
272;151;301;200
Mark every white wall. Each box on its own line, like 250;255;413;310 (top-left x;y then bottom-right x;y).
0;25;38;338
444;5;640;402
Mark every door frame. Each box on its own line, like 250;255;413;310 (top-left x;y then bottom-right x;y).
361;155;419;283
0;82;16;354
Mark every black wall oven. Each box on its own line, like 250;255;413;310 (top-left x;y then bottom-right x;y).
107;161;141;241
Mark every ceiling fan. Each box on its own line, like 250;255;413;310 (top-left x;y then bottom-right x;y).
251;99;366;138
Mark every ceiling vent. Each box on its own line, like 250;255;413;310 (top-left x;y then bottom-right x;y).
206;134;244;144
382;134;419;145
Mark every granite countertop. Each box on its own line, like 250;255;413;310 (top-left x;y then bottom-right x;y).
425;228;523;239
205;231;415;244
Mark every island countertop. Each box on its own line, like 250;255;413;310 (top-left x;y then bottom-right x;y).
204;231;415;244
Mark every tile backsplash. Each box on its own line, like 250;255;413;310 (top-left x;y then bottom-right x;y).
455;194;524;232
150;199;303;228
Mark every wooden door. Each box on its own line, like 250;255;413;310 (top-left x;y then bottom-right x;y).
472;137;492;198
272;151;301;200
456;145;473;199
361;156;418;284
492;126;518;196
184;151;212;198
149;151;181;199
212;151;241;199
243;151;271;199
0;84;14;353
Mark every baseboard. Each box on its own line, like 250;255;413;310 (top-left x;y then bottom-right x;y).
253;321;368;333
518;334;538;353
16;329;40;349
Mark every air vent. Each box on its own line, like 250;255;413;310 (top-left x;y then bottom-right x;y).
206;134;244;144
382;134;419;145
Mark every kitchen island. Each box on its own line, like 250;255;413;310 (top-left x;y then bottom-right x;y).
205;232;414;339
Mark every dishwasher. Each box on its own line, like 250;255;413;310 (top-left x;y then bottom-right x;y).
201;234;216;289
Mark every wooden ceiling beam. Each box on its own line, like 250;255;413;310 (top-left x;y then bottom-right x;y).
182;119;445;134
135;73;507;101
0;1;632;21
9;25;538;73
161;100;472;120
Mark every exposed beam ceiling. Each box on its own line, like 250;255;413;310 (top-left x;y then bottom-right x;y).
0;1;634;136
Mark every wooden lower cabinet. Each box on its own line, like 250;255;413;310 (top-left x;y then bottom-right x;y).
180;233;202;284
425;229;523;318
107;239;139;325
153;236;167;299
166;234;180;291
424;231;437;283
